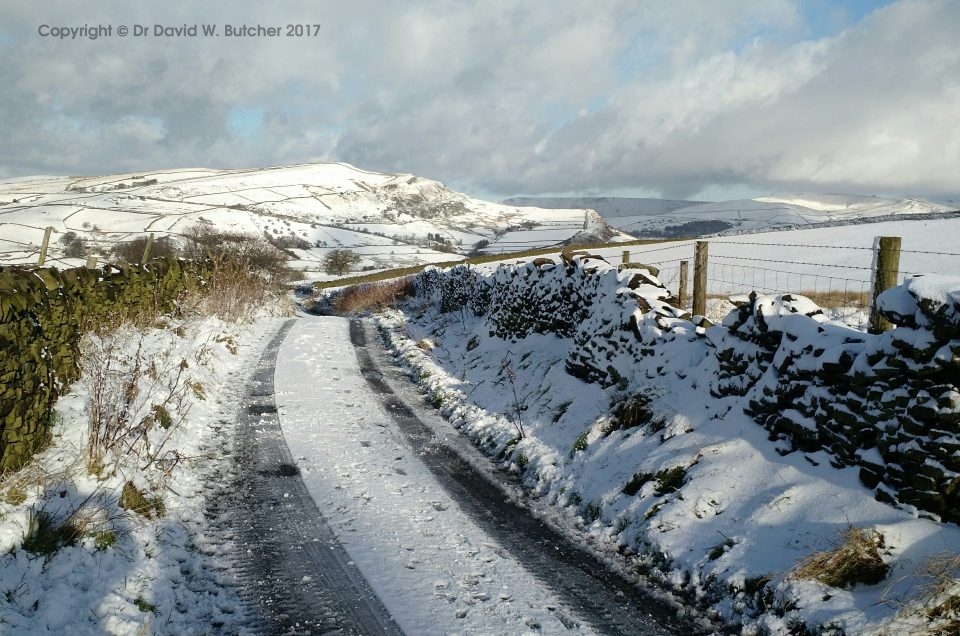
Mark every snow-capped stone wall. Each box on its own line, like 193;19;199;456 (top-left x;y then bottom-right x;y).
715;276;960;522
415;257;960;524
419;252;702;386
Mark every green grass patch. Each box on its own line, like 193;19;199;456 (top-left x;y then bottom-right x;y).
570;430;589;456
654;466;686;496
22;510;80;556
93;530;117;551
120;481;165;519
622;472;654;496
134;596;157;613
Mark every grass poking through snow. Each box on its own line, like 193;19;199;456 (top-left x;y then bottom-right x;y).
793;526;889;588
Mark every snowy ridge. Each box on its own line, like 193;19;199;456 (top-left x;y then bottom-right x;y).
509;193;954;238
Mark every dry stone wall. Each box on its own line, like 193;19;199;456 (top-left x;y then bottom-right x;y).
0;259;208;471
711;277;960;522
416;256;960;524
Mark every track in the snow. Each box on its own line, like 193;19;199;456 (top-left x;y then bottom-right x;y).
349;318;711;636
226;319;403;635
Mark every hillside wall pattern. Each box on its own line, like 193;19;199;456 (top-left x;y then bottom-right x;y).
415;255;960;524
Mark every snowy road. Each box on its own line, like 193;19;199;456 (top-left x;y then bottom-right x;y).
227;319;401;634
270;316;693;635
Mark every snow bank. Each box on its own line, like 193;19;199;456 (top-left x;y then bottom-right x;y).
374;254;960;633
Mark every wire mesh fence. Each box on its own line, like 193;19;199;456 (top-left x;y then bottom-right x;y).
0;225;196;270
6;220;960;332
618;237;960;331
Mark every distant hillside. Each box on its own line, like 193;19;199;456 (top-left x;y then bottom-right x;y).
0;163;631;277
501;196;707;218
505;194;955;238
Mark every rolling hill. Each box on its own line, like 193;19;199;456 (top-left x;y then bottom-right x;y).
0;163;627;277
507;194;956;238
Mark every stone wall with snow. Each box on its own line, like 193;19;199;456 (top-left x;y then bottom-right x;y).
414;257;960;524
712;276;960;522
418;252;703;386
0;259;209;471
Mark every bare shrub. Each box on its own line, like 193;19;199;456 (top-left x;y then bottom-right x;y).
266;232;311;251
58;231;87;258
179;226;292;320
331;278;414;314
82;327;198;477
113;235;179;264
793;525;889;588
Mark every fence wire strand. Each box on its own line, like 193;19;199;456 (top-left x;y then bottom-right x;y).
617;237;960;332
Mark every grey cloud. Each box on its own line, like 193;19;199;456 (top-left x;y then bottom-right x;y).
0;0;957;201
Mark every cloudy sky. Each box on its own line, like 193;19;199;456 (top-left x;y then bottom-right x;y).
1;0;957;202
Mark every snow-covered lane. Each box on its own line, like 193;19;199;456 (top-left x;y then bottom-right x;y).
275;316;598;634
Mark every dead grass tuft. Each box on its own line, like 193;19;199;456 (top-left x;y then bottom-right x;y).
22;509;82;555
178;227;293;321
331;278;415;314
793;525;888;588
895;553;960;634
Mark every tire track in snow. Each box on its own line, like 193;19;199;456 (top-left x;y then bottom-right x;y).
222;318;403;635
349;318;702;636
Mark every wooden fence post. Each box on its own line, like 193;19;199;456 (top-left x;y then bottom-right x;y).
140;233;155;265
869;236;902;333
693;241;708;317
38;226;53;266
622;250;630;264
678;260;689;309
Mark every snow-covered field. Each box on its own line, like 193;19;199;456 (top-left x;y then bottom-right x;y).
509;193;956;237
566;217;960;329
0;163;623;278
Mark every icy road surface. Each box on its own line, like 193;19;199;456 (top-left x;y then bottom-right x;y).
274;316;685;635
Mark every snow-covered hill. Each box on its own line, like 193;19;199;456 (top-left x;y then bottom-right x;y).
509;194;956;238
502;196;707;218
0;163;627;276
